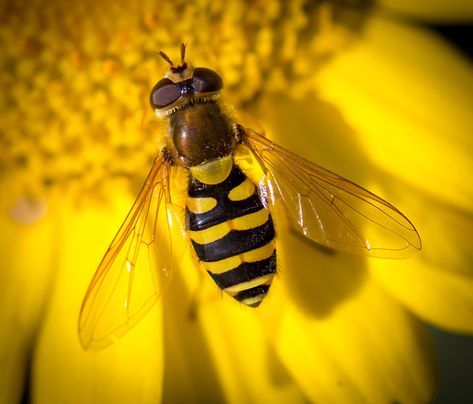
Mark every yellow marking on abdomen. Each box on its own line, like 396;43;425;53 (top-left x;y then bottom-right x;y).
186;197;217;214
224;273;275;295
241;295;265;307
204;241;276;274
204;255;241;274
228;209;269;231
228;177;255;201
189;221;229;245
189;209;269;244
190;154;233;185
240;241;275;263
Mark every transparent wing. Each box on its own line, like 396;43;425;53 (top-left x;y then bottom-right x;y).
242;127;421;258
79;154;175;350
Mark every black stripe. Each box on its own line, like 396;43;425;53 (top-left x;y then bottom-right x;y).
187;194;262;230
234;284;270;302
191;216;275;262
208;250;276;289
186;164;264;230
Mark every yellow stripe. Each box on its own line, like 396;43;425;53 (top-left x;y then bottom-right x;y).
224;273;275;295
189;209;269;245
186;197;217;214
241;241;275;262
204;255;241;274
189;221;229;244
241;295;265;306
233;143;266;186
229;209;268;230
228;177;255;201
204;242;275;274
190;155;233;185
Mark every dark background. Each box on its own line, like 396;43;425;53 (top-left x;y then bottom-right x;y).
434;24;473;59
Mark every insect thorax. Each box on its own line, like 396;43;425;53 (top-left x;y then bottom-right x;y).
169;101;236;167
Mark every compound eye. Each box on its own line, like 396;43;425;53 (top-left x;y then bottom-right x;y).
192;67;223;93
150;78;181;108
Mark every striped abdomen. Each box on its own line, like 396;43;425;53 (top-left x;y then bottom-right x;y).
186;155;276;307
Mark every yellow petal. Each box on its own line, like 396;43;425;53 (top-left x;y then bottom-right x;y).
379;0;473;23
364;168;473;329
32;188;164;403
391;181;473;278
264;229;436;403
317;14;473;213
200;299;306;403
162;251;305;403
371;260;473;335
369;176;473;333
254;93;382;184
254;86;473;333
0;192;54;404
160;261;227;402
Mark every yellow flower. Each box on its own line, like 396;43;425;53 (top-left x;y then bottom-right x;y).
1;0;472;403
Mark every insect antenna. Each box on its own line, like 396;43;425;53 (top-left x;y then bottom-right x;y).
157;43;191;74
158;50;174;66
180;41;188;63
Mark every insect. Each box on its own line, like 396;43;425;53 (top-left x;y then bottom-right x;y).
79;44;421;349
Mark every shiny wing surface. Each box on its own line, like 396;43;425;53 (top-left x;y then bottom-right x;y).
79;154;174;350
243;128;421;258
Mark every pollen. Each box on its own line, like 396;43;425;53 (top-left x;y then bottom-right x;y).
0;0;372;205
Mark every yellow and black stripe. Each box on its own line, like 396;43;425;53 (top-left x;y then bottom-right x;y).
186;155;276;307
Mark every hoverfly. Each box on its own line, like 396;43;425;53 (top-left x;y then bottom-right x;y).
79;44;421;349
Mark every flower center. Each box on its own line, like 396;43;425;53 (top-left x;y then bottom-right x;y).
0;0;373;202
